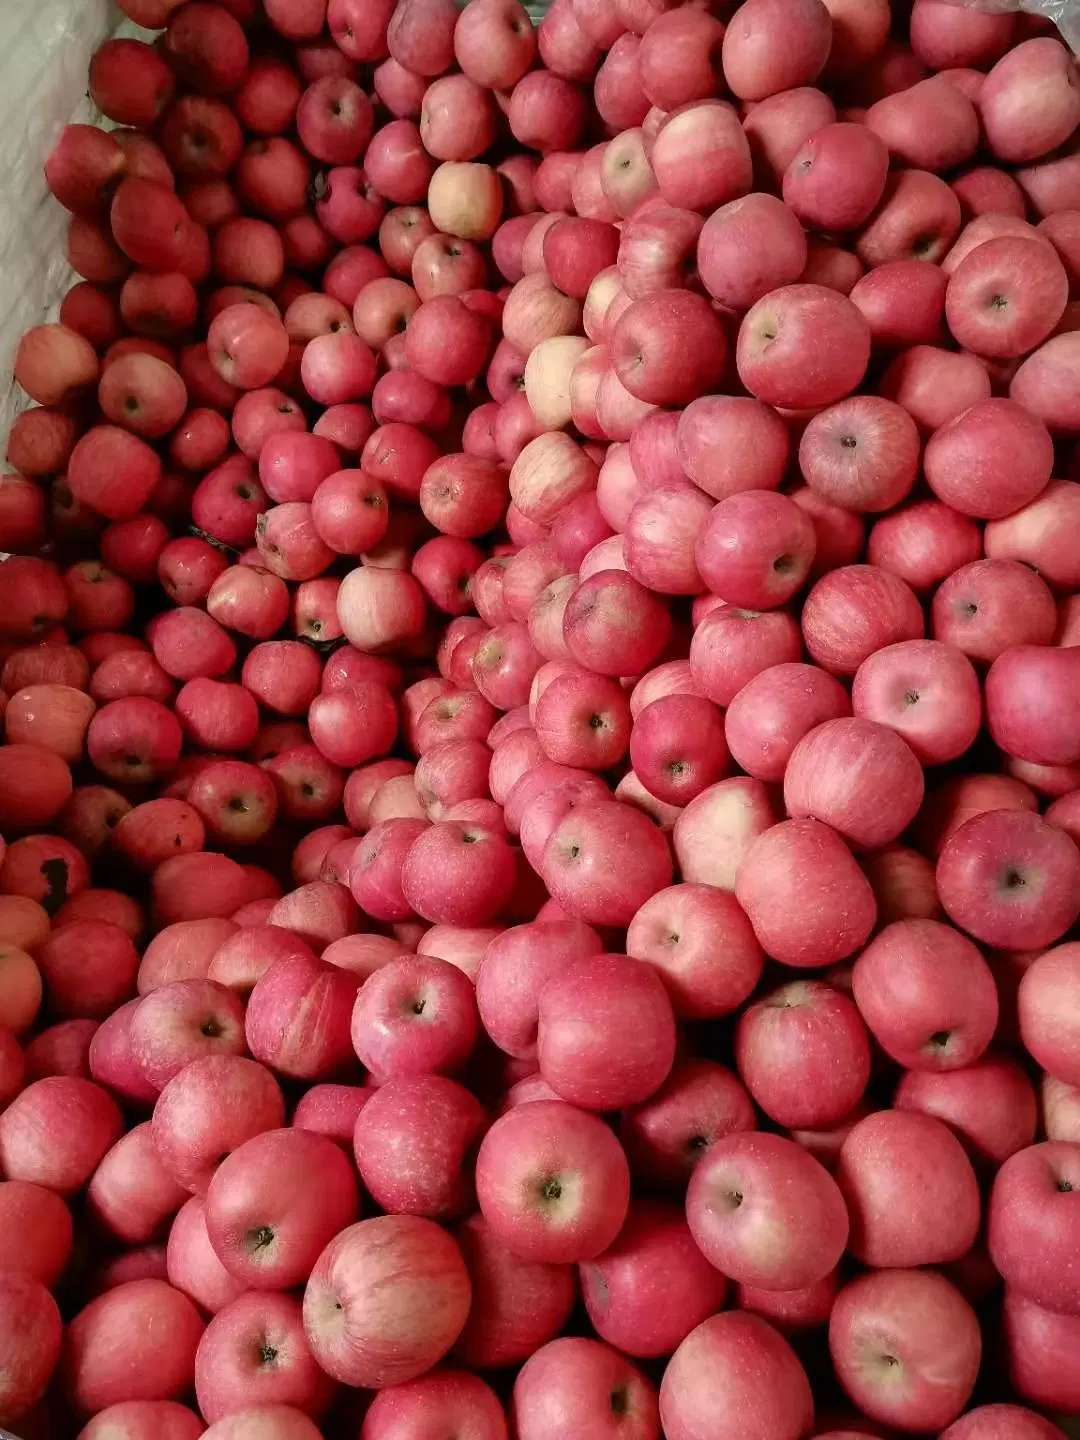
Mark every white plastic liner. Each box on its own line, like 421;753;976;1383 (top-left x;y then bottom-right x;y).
0;1;144;448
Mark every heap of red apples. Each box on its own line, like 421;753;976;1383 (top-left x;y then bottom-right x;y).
1;0;1080;1435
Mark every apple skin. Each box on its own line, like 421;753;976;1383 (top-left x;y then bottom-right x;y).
353;1073;488;1218
75;1400;207;1440
361;1369;508;1440
735;980;871;1129
302;1215;471;1387
851;918;999;1071
474;1099;630;1263
63;1279;206;1415
512;1336;660;1440
193;1291;335;1424
536;953;676;1111
580;1200;728;1359
783;717;925;851
659;1311;814;1440
687;1131;849;1291
452;1210;576;1370
828;1268;980;1433
940;1404;1070;1440
626;883;764;1021
987;1141;1080;1316
936;808;1080;952
0;1273;62;1425
1018;942;1080;1088
735;818;877;969
1003;1288;1080;1416
894;1056;1037;1168
835;1109;980;1268
205;1127;360;1291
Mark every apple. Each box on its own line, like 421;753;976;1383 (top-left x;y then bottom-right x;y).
580;1200;728;1359
76;1400;206;1440
828;1269;980;1432
167;1196;247;1316
941;1405;1070;1440
626;882;763;1021
302;1215;471;1386
151;1055;285;1195
205;1128;359;1292
474;1099;630;1262
63;1279;205;1415
536;953;676;1110
194;1290;334;1423
986;644;1080;767
513;1336;659;1440
895;1057;1037;1168
200;1408;324;1440
542;800;674;927
245;953;359;1082
836;1109;980;1267
476;919;603;1059
852;918;999;1071
452;1209;575;1369
659;1312;813;1440
736;818;877;968
933;561;1057;665
1018;943;1080;1087
0;1076;122;1196
687;1130;848;1289
351;954;480;1081
1004;1288;1080;1414
696;491;817;611
736;981;870;1129
936;808;1080;951
987;1141;1080;1315
87;1123;187;1246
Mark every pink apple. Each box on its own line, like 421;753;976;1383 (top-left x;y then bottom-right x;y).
736;818;877;969
205;1127;359;1291
513;1337;659;1440
687;1130;848;1290
452;1210;576;1369
659;1312;813;1440
302;1215;471;1386
626;883;763;1020
836;1109;980;1267
735;980;870;1129
936;808;1080;951
895;1056;1037;1168
536;953;676;1110
475;1099;630;1263
829;1268;980;1432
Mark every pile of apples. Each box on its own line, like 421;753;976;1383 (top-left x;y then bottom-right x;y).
3;0;1080;1434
